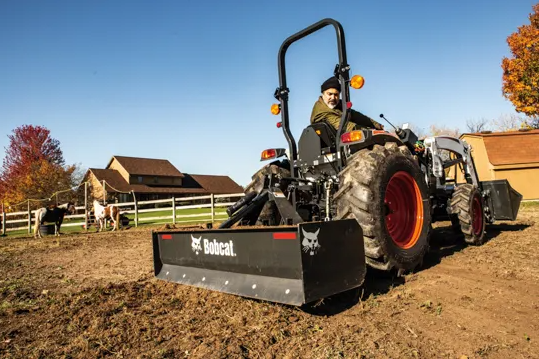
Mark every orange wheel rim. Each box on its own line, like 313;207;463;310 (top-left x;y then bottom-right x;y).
384;171;424;249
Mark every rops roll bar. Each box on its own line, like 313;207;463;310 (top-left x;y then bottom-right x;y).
274;18;351;175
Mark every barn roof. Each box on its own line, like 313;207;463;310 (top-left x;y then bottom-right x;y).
183;174;245;194
461;129;539;166
89;169;131;192
88;169;243;195
107;156;184;177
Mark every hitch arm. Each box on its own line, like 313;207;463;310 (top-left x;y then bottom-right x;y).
219;191;269;229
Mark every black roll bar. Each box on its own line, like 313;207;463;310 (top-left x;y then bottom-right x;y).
275;18;351;175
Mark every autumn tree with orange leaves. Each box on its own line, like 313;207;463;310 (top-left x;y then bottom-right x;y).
0;125;80;209
502;3;539;128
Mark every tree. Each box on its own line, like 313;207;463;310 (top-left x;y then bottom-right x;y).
466;118;490;133
2;125;65;179
388;123;460;139
427;124;460;138
387;122;427;139
408;124;427;140
0;125;78;209
502;3;539;118
491;113;523;131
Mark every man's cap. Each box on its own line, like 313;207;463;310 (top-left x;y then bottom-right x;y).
321;76;341;93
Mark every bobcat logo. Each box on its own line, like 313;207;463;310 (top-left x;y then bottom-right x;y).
301;228;321;256
191;235;202;255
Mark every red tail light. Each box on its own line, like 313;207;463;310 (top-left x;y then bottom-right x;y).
341;131;364;144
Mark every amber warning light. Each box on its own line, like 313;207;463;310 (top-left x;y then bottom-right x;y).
350;75;365;89
261;149;277;160
271;104;281;115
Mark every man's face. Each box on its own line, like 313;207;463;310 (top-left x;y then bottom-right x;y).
322;88;340;109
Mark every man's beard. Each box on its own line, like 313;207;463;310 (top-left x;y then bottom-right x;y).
327;101;337;109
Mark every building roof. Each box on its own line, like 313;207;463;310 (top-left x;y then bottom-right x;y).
107;156;184;177
88;169;243;195
185;174;244;194
461;129;539;166
90;169;131;192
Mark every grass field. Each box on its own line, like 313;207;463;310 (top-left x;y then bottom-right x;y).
1;207;228;238
123;207;228;224
521;200;539;208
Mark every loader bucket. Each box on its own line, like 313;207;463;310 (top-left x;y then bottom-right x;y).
482;179;523;221
152;219;365;306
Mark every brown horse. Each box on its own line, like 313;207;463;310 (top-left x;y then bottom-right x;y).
92;200;120;231
33;202;76;238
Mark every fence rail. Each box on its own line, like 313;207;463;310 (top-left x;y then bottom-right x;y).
1;193;245;236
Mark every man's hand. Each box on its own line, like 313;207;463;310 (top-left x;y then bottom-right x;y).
372;120;384;130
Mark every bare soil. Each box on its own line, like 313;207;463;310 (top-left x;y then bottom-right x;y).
1;208;538;358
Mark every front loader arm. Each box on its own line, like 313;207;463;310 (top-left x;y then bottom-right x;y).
423;136;479;187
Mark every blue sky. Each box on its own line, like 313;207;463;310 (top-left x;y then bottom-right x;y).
0;0;536;187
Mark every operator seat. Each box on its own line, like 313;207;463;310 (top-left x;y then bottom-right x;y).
309;121;337;152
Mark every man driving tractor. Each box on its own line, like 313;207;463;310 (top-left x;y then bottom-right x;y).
310;76;384;132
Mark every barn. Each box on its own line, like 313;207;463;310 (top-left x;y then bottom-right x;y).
458;129;539;200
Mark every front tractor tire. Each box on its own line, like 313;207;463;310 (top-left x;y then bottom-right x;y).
449;184;486;245
335;142;431;272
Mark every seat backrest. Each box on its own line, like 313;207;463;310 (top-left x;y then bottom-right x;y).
309;122;337;150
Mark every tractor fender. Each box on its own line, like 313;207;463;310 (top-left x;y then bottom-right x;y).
344;133;405;156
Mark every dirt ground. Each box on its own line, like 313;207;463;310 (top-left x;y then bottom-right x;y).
1;207;538;359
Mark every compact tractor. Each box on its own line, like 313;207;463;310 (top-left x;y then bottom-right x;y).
152;18;522;306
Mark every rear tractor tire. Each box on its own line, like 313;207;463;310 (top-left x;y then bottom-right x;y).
449;184;486;245
335;142;431;272
244;161;291;225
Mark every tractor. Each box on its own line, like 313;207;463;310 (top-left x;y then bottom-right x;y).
152;18;521;306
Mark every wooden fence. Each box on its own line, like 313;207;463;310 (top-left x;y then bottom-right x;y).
0;193;245;236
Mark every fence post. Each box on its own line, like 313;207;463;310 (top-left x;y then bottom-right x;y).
211;193;215;223
1;211;5;236
172;196;176;225
1;202;5;236
84;182;88;231
103;180;107;205
132;191;138;227
27;200;32;235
